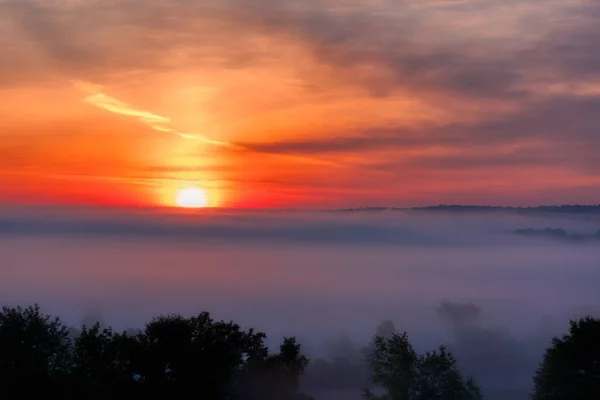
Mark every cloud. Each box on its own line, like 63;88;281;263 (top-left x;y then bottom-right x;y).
2;0;600;205
72;80;234;146
238;93;600;178
3;0;598;114
4;0;598;99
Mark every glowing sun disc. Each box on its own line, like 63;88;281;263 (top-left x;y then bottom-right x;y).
175;188;208;208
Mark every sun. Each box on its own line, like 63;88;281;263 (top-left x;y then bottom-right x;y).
175;187;208;208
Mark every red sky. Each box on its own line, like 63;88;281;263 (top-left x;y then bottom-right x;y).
1;0;600;208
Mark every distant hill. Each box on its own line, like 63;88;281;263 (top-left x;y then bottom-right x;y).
330;205;600;214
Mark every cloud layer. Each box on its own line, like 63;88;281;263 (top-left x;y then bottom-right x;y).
1;0;600;207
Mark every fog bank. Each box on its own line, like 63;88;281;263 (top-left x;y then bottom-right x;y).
1;206;599;397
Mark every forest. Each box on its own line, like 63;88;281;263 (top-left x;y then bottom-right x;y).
0;304;598;399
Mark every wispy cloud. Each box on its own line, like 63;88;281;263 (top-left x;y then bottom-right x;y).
73;81;233;147
72;80;345;171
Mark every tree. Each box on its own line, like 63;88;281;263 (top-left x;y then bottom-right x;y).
364;333;419;400
363;332;482;400
0;304;71;392
70;322;137;397
0;303;315;399
129;312;268;399
237;337;313;400
416;347;482;400
266;337;310;398
362;320;400;371
532;316;600;400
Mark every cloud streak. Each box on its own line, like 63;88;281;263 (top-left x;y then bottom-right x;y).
73;81;234;147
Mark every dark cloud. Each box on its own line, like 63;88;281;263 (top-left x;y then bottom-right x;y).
527;3;600;79
237;94;600;175
3;0;598;99
0;1;265;85
217;0;528;99
2;0;598;109
236;131;423;155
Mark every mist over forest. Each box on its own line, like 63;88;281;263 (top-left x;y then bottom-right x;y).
2;205;600;399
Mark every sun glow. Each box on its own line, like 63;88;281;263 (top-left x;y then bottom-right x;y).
175;187;209;208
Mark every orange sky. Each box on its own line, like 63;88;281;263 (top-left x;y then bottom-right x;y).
1;0;600;208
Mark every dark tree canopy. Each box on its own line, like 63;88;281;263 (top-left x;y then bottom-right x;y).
0;304;71;392
238;337;311;400
70;323;136;398
131;312;268;398
532;317;600;400
0;304;314;400
364;332;482;400
16;301;597;400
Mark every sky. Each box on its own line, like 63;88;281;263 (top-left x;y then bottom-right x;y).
1;0;600;208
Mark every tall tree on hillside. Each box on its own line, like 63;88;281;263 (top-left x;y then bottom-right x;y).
532;316;600;400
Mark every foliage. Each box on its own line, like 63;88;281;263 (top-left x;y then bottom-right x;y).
13;303;598;400
0;304;313;400
532;316;600;400
237;337;313;400
416;347;482;400
0;304;71;392
130;312;269;398
363;332;482;400
70;323;136;397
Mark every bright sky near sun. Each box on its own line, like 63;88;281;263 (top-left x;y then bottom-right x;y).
1;0;600;208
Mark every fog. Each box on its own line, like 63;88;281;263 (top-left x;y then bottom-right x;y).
1;205;600;398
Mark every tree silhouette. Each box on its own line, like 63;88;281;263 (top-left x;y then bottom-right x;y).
0;304;71;393
0;303;501;400
70;322;137;397
0;304;319;399
128;312;269;399
237;337;313;400
416;347;482;400
363;332;482;400
362;320;400;369
532;316;600;400
267;337;310;398
364;333;419;400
